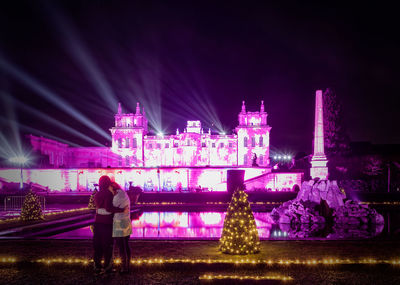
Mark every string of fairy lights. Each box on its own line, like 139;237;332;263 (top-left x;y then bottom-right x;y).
136;201;400;206
1;257;400;266
219;188;260;254
0;208;91;224
136;201;283;205
199;274;293;281
20;191;44;221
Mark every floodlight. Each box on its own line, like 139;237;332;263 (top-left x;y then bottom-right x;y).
9;155;29;165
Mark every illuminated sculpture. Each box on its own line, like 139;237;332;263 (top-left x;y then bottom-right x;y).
310;90;329;179
219;187;260;254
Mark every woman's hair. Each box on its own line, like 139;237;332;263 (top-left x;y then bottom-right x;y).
99;175;112;192
111;182;121;191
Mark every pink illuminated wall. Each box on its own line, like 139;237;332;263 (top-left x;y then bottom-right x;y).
28;101;270;168
0;167;302;192
244;171;302;191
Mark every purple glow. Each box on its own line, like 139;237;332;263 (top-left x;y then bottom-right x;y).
29;101;271;168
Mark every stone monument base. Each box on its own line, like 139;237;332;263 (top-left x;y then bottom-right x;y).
271;179;384;226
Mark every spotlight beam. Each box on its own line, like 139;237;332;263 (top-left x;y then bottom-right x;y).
0;92;22;154
0;117;82;149
0;132;18;158
42;2;119;111
4;93;104;147
125;56;163;133
0;56;111;141
162;63;225;132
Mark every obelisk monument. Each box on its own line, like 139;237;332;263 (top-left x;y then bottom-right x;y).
310;90;328;179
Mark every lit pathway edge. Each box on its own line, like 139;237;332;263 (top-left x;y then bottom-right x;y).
2;257;400;266
199;274;293;281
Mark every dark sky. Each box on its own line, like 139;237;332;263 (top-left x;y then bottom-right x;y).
0;1;399;155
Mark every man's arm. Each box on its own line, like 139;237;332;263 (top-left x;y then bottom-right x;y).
104;192;125;213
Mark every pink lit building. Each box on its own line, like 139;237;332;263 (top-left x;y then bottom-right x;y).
29;101;271;168
0;101;303;192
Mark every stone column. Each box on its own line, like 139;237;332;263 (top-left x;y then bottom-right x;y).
310;90;328;179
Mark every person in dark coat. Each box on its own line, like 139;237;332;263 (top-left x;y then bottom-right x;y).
93;175;127;275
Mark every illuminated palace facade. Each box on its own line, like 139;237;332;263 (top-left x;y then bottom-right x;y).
29;101;271;169
0;100;303;192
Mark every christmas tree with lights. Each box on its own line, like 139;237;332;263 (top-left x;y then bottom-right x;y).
219;187;260;255
88;190;97;209
20;189;44;221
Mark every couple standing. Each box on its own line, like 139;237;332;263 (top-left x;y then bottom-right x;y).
93;175;132;275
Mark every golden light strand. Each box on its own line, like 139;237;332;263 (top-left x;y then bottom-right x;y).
2;257;395;266
199;274;293;281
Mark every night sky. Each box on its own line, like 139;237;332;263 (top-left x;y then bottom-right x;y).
0;1;399;156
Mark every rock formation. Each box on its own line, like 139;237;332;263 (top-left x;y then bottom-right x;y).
271;179;384;227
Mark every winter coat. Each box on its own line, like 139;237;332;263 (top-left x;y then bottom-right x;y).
112;189;132;237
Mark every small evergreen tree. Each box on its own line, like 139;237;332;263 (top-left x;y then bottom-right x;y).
88;190;97;209
219;188;260;255
20;189;43;221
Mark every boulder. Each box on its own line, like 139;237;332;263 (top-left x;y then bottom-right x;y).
279;215;291;224
272;179;384;227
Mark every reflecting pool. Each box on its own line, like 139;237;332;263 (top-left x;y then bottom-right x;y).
51;211;385;240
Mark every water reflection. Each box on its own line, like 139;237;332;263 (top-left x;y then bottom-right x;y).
51;211;385;240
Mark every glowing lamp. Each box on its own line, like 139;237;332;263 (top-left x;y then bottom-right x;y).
9;155;29;165
9;155;30;189
157;132;164;137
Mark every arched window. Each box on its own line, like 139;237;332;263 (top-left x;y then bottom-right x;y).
118;155;122;166
126;138;130;148
243;137;248;147
118;138;122;148
243;154;248;165
125;155;130;166
259;154;263;165
251;137;256;147
259;136;263;147
132;138;137;148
